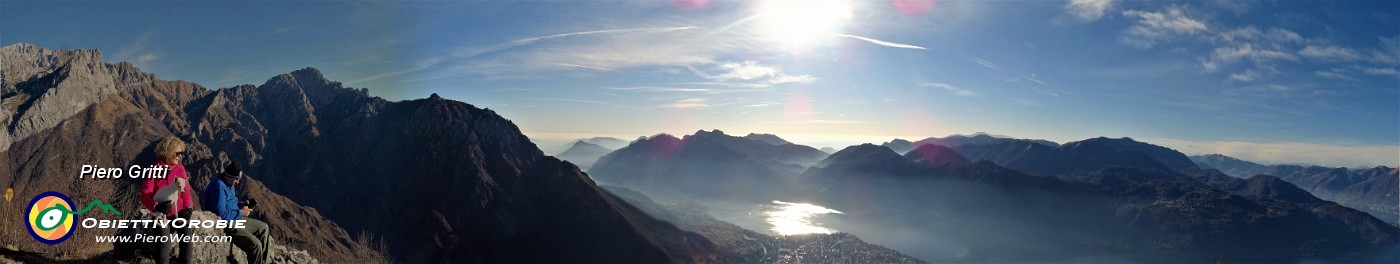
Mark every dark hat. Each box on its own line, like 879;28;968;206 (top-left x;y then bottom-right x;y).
224;161;244;180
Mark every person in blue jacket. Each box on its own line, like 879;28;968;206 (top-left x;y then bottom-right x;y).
203;161;270;264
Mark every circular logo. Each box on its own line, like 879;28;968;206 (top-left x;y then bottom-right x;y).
26;191;76;245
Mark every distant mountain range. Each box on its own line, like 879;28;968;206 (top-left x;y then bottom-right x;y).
742;133;794;145
796;142;1399;262
540;136;630;154
1;44;722;263
590;130;827;200
592;127;1400;262
1192;154;1399;223
945;137;1199;175
554;140;612;171
882;133;1058;154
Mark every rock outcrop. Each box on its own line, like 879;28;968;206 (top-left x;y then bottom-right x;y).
1;43;120;150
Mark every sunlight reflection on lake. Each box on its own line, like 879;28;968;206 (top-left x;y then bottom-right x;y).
766;200;842;236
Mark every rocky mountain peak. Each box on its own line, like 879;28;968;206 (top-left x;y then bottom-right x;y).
290;67;325;81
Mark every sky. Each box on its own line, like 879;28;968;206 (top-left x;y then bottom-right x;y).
2;0;1397;167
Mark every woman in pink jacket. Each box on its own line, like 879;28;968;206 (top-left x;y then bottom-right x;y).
140;136;194;264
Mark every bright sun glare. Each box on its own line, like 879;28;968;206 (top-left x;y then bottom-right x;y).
753;0;854;51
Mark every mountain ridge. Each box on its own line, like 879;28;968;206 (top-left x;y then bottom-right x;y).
1;43;723;263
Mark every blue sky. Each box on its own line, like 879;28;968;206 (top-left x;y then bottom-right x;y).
3;0;1397;167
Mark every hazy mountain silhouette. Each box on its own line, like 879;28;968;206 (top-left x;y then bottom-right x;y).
579;136;630;149
1193;154;1398;223
1;44;722;263
742;133;794;145
949;137;1196;175
883;133;1058;154
590;129;827;201
798;143;1400;262
543;136;630;154
1190;154;1267;177
554;140;612;171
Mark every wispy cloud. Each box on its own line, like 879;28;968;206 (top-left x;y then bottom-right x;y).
605;86;717;93
549;63;613;71
973;58;1001;71
664;98;708;109
712;61;778;80
137;53;159;64
1226;66;1279;82
1214;26;1302;44
1299;45;1364;61
919;83;978;97
1201;44;1297;73
538;98;623;106
834;34;926;50
1315;69;1362;82
1357;66;1400;77
769;74;816;84
351;26;700;83
1120;6;1208;48
676;81;773;89
687;61;816;85
1024;75;1048;85
117;31;162;67
763;120;869;125
1065;0;1115;22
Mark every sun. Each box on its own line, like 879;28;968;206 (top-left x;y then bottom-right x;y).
752;0;854;51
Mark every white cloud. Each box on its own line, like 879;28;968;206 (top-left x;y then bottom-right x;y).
1201;43;1297;73
835;34;926;50
1299;45;1364;61
762;119;869;125
137;53;159;64
1368;36;1400;64
714;61;778;80
1148;138;1400;168
1315;69;1362;82
1121;6;1208;48
769;74;816;84
548;63;613;71
538;98;623;106
351;26;703;83
665;98;708;109
919;83;978;97
688;61;816;86
1215;27;1302;45
1226;65;1280;82
973;58;1001;71
1024;75;1048;85
1357;67;1400;77
1228;71;1260;82
605;87;716;93
1066;0;1115;22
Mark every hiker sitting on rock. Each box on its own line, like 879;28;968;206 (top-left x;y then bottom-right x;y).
203;161;271;264
140;136;194;264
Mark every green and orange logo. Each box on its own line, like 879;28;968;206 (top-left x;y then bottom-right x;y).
25;191;120;245
27;191;76;244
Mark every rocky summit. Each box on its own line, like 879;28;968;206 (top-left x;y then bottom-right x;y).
1;43;722;263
